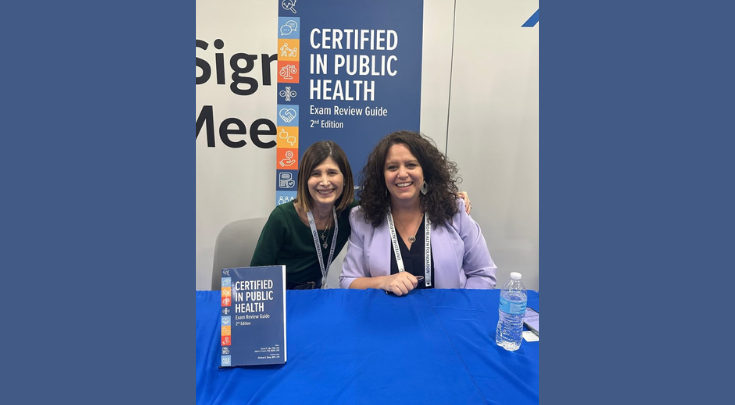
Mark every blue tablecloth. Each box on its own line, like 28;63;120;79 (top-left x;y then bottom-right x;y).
196;288;539;405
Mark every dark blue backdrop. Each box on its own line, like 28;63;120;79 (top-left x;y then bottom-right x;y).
282;0;423;176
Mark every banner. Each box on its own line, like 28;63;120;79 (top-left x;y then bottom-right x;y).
275;0;424;205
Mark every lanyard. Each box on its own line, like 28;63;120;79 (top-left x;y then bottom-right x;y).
386;209;432;287
307;207;338;289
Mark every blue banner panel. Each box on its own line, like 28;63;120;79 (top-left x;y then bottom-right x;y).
280;0;424;175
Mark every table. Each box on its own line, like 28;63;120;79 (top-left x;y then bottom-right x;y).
196;288;539;404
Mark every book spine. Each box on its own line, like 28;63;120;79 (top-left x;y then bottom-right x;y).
220;270;233;367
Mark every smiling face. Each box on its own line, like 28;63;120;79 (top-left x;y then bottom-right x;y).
384;143;424;206
307;157;344;209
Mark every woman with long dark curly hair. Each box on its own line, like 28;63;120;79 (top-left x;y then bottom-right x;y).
340;131;497;294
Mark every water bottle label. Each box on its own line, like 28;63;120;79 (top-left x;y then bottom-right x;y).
499;297;527;315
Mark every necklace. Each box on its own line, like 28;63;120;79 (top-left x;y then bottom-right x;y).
387;209;433;287
397;213;423;243
317;215;332;249
319;225;330;248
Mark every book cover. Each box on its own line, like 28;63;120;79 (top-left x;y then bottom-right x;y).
219;265;287;367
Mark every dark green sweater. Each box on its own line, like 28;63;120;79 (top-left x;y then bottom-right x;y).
250;200;359;284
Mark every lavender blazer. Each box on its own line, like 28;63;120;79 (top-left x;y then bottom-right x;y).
340;199;497;289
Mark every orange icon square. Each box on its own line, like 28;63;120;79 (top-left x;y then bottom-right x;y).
277;127;299;148
278;61;299;83
278;39;300;61
277;148;299;170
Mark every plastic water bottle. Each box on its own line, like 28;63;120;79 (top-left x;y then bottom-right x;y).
495;272;527;351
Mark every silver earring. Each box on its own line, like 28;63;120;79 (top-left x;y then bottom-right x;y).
420;181;428;195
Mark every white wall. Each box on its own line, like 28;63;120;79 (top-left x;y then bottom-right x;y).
196;1;278;289
196;0;539;292
419;0;455;153
446;0;539;290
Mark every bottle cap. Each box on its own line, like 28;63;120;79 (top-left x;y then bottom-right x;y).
510;272;522;280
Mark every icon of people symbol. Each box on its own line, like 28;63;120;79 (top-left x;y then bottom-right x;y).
280;42;298;58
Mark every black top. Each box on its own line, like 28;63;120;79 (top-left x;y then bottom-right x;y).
389;215;435;289
250;200;359;285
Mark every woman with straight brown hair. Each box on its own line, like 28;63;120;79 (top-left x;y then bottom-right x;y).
251;141;356;289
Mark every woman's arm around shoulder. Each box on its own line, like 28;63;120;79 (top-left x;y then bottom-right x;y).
339;207;371;288
454;198;497;289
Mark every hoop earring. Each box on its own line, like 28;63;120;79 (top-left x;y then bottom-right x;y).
420;181;428;195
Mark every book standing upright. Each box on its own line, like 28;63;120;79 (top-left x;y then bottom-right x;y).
220;265;287;367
